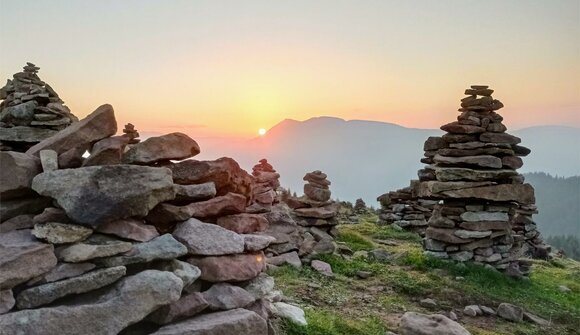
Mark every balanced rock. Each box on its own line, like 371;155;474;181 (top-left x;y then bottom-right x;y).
122;132;200;165
32;165;175;227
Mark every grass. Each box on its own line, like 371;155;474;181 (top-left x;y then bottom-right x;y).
270;214;580;335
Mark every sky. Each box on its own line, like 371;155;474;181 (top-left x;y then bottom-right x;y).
1;0;579;138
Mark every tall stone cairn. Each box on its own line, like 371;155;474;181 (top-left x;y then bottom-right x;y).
0;63;77;152
377;185;436;235
247;159;281;213
415;85;548;277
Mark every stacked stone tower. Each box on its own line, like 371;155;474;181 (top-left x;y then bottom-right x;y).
247;159;281;213
415;85;547;276
0;63;77;151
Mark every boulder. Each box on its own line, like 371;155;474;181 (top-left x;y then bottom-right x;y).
152;309;267;335
273;302;307;326
216;213;269;234
0;270;183;335
0;230;57;290
0;151;41;200
311;260;333;276
172;218;244;256
32;165;175;227
147;292;209;325
187;252;265;282
497;303;523;322
97;234;187;267
168;158;253;199
122;132;200;165
26;104;117;156
399;312;470;335
32;222;93;244
202;283;255;310
95;218;159;242
16;266;126;309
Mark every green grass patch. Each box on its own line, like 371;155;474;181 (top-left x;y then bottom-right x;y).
281;309;387;335
336;230;375;251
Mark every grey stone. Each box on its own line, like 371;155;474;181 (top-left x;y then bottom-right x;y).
399;312;470;335
242;273;275;299
97;234;187;267
0;151;41;200
420;298;438;309
0;126;57;142
450;251;474;262
174;182;216;202
454;230;492;239
311;260;333;276
463;305;481;316
203;283;255;310
32;222;93;244
147;292;209;325
523;312;550;326
267;251;302;268
173;218;244;256
433;154;502;169
460;211;508;222
26;104;117;156
155;259;201;289
0;270;183;335
16;266;126;309
32;165;175;227
0;290;14;315
39;150;58;171
122;132;200;164
243;234;276;251
27;263;96;286
0;230;57;290
0;214;34;233
57;240;132;262
497;303;523;322
152;308;267;335
273;302;307;326
479;305;496;315
96;218;159;242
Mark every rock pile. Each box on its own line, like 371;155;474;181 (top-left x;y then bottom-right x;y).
0;104;304;334
0;63;78;152
377;185;437;235
247;159;281;213
415;85;548;275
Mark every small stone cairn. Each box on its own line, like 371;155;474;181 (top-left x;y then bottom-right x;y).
415;85;548;276
0;102;304;333
0;63;77;151
377;185;437;235
247;159;281;213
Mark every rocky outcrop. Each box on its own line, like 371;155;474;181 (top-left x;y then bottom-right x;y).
0;63;78;152
414;86;548;276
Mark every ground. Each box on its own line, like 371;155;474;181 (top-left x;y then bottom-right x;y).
269;214;580;335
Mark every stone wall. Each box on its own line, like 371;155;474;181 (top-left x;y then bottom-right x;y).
377;185;437;235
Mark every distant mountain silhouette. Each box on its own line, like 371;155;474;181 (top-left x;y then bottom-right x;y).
197;117;580;205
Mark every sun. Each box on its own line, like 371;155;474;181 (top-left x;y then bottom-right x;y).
258;128;267;136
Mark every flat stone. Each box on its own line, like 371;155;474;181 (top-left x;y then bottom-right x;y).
479;132;521;145
399;312;470;335
479;305;496;315
439;184;535;204
155;259;201;288
461;211;508;222
187;252;265;282
267;251;302;268
0;126;57;143
432;166;517;182
147;292;209;325
0;151;41;200
203;283;255;310
147;193;246;226
216;213;269;234
122;132;200;164
450;251;474;262
294;205;337;219
423;136;447;151
57;239;132;262
497;303;523;322
242;273;275;299
26;104;117;156
242;234;276;251
0;214;34;233
502;156;523;169
32;222;93;244
0;290;14;315
27;263;96;286
304;183;331;202
16;266;126;309
152;309;267;335
97;234;187;267
96;218;159;242
32;165;175;227
416;181;495;196
440;122;486;134
173;218;244;256
273;302;307;326
0;230;57;290
523;312;550;326
0;270;183;335
39;150;58;171
174;182;216;202
459;221;509;231
454;230;492;239
420;298;438;309
426;227;473;244
434;154;502;169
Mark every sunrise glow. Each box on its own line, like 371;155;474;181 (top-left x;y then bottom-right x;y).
258;128;267;136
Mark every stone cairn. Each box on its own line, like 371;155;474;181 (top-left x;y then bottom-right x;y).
0;103;306;333
247;159;281;213
415;85;548;276
0;63;77;152
377;185;437;235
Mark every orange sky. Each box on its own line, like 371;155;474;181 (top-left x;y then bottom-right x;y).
1;0;578;138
